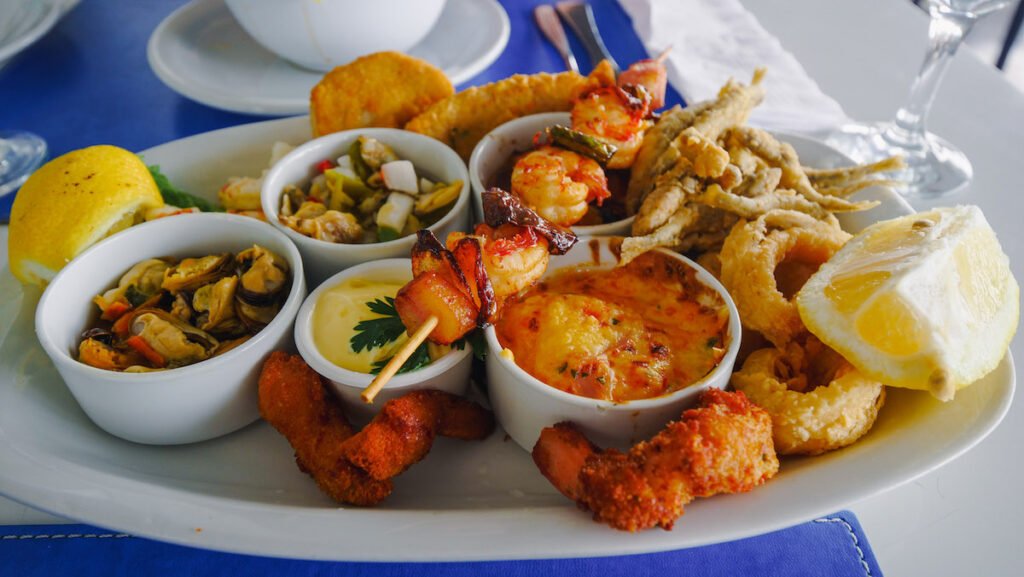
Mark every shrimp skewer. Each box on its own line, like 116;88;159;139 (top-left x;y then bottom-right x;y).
364;189;577;402
508;55;672;228
571;52;670;170
511;145;610;227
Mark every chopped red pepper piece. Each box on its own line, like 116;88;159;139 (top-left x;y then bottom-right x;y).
100;300;132;322
125;335;167;368
316;159;335;174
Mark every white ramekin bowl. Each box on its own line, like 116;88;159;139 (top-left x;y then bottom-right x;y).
468;112;635;236
484;236;741;451
35;213;307;445
294;258;473;420
261;128;471;289
224;0;446;72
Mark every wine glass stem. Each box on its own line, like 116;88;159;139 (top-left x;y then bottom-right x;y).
886;8;975;148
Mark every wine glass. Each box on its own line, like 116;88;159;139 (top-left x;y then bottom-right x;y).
826;0;1009;198
0;131;46;198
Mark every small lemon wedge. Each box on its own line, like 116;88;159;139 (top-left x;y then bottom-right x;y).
796;206;1019;401
8;145;164;286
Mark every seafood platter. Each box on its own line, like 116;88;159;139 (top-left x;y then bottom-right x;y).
0;51;1017;559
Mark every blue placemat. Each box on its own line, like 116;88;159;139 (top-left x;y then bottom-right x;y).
0;512;882;576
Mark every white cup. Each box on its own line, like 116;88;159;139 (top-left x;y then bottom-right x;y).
224;0;447;71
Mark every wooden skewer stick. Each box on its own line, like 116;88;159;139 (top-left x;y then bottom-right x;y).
360;315;438;404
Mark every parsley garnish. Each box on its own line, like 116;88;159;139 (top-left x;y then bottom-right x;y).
351;298;488;374
453;328;488;361
146;164;220;212
350;297;407;353
370;342;432;375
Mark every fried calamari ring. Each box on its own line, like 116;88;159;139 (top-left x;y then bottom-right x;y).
730;337;886;456
719;210;850;348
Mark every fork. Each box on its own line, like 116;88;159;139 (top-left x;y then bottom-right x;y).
555;0;620;74
534;5;579;73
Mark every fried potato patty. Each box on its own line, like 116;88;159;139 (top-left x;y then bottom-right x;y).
311;51;454;137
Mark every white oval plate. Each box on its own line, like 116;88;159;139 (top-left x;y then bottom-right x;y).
146;0;510;115
0;116;1014;561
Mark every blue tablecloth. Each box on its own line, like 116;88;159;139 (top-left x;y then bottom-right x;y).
0;1;882;574
0;512;881;576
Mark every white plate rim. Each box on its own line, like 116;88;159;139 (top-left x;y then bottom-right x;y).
145;0;510;116
0;116;1015;561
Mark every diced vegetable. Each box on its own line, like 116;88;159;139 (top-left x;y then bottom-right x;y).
279;135;458;245
126;335;167;368
381;160;418;194
325;166;374;199
357;136;399;170
348;139;374;182
415;180;461;215
549;125;618;164
321;170;356;211
402;214;422;236
419;177;435;195
376;192;415;241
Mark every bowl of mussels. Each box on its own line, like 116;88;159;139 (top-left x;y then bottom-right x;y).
35;213;307;445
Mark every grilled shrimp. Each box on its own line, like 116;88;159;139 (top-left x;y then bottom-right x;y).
472;223;550;303
571;53;669;170
571;87;651;170
511;145;610;227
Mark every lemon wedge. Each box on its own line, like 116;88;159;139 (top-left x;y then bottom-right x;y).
8;145;164;286
796;206;1018;401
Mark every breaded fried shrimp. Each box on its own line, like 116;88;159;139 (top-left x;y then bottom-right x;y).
340;390;495;480
532;389;778;531
258;351;393;506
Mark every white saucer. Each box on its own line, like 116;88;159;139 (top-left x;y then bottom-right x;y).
0;0;61;66
147;0;510;116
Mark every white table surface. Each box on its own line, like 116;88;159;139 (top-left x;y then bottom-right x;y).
1;0;1022;575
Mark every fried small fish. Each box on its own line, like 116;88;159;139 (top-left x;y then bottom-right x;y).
310;51;454;137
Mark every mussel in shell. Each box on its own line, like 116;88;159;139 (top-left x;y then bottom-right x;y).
129;308;220;368
93;258;171;315
162;253;233;292
78;245;290;372
193;276;246;336
236;245;290;306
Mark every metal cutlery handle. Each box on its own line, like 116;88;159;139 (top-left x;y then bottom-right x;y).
534;5;579;73
556;1;620;74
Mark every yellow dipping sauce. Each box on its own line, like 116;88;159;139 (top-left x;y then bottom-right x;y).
312;277;409;373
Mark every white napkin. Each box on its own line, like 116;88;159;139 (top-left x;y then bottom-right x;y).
619;0;849;134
